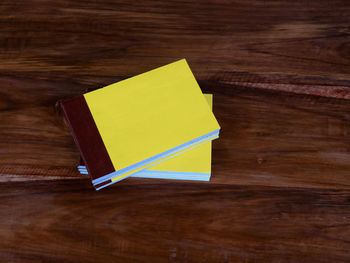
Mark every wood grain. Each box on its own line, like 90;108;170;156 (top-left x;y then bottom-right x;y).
1;179;349;263
208;84;350;189
1;0;350;262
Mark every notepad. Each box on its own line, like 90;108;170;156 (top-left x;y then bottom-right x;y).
61;59;220;190
78;94;214;181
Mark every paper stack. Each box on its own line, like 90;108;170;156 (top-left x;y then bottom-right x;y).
61;59;220;190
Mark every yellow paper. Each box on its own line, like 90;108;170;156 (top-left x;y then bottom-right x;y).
84;59;220;175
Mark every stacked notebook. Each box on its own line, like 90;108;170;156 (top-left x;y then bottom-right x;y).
61;59;220;190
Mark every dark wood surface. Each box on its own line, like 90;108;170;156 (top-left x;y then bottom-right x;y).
1;179;350;263
1;1;350;262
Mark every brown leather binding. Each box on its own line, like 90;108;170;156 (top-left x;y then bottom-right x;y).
61;95;115;181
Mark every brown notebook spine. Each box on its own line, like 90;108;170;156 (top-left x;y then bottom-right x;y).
60;95;115;182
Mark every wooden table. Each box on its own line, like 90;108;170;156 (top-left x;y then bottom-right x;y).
1;1;350;262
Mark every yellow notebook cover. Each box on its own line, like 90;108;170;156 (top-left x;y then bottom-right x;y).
62;59;220;190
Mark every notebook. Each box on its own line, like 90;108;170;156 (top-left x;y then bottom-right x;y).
78;94;214;182
61;59;220;190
